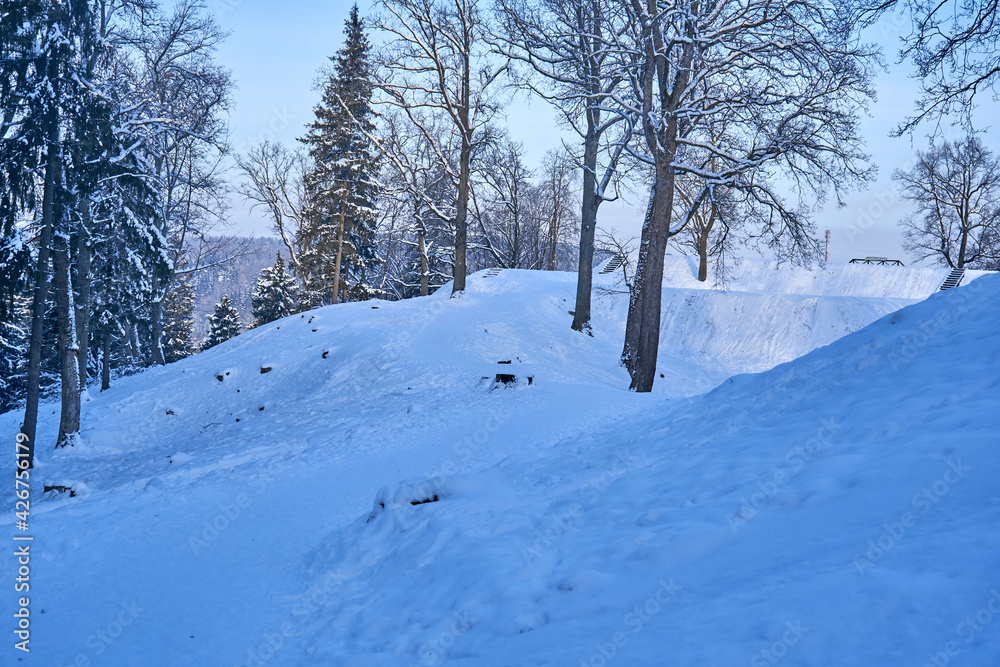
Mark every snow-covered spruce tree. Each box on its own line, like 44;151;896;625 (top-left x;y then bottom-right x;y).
299;5;381;305
251;254;299;327
69;8;173;392
1;0;57;462
0;297;29;414
0;3;36;319
202;296;242;351
87;148;171;388
0;0;106;455
161;274;196;363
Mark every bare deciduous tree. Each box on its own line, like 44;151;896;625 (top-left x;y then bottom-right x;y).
857;0;1000;133
895;135;1000;269
672;176;736;284
137;0;233;364
494;0;631;332
236;141;309;277
538;147;580;272
374;0;505;295
372;110;459;297
618;0;876;392
472;136;539;269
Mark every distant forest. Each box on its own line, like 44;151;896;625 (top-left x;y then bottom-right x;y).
191;238;290;343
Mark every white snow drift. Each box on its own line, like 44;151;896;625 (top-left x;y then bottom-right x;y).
0;258;995;667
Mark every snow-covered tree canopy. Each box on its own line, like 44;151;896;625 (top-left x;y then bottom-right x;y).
202;295;241;351
251;253;300;327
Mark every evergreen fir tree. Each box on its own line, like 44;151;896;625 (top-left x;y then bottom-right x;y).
299;4;381;304
0;296;29;413
251;254;299;327
202;296;242;351
0;1;43;319
1;0;111;452
161;275;196;363
88;160;170;379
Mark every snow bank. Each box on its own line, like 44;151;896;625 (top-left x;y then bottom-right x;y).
298;273;1000;666
1;260;994;666
652;254;990;299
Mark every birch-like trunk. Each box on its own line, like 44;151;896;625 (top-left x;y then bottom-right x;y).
418;225;429;297
53;231;81;447
572;120;600;333
75;198;92;387
150;276;165;365
20;134;59;468
333;190;346;304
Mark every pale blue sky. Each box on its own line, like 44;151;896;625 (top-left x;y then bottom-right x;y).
212;1;997;265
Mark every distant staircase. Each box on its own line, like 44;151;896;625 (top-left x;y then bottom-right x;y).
939;267;965;291
599;255;626;275
484;267;502;278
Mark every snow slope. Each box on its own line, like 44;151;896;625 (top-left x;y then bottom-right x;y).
0;260;995;666
295;271;1000;666
594;256;989;390
652;254;989;298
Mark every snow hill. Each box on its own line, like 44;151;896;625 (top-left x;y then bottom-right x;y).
1;259;997;666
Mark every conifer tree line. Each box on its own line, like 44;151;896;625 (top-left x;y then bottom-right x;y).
203;295;241;351
1;0;234;461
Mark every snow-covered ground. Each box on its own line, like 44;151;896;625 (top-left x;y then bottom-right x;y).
2;259;997;666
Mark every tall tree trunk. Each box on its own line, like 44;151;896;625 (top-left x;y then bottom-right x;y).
547;189;560;272
622;182;657;374
333;188;346;304
957;213;969;269
453;129;471;294
101;333;111;392
75;198;92;388
20;137;59;468
623;6;693;392
149;275;165;365
572;122;600;333
127;320;140;362
697;231;709;282
629;156;678;393
452;42;472;296
418;225;429;297
53;231;81;447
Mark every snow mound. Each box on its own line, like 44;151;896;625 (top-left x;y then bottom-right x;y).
1;260;993;667
297;273;1000;666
